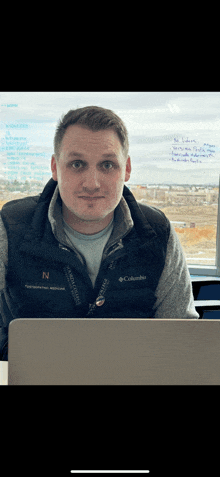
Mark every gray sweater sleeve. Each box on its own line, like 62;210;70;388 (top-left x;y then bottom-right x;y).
153;224;200;319
0;214;9;358
0;214;8;292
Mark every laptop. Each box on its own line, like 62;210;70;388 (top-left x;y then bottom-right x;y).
7;318;220;385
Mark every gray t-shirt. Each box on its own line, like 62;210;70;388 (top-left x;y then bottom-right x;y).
63;218;114;287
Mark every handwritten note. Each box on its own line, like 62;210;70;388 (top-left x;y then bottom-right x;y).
0;123;48;181
170;137;216;163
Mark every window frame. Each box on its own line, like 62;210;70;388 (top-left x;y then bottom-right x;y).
188;176;220;277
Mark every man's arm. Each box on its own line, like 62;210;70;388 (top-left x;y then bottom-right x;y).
0;214;9;360
0;214;8;289
153;224;200;319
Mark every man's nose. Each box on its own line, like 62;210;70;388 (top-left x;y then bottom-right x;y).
82;168;101;191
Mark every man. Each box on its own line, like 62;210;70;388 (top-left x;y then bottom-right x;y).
0;106;199;360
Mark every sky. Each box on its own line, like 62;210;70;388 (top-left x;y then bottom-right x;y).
0;91;220;185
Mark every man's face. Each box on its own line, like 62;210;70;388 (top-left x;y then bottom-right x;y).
51;125;131;232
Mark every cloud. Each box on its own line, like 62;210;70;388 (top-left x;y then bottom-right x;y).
167;103;181;114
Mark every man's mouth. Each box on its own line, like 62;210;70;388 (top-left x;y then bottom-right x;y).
78;196;105;200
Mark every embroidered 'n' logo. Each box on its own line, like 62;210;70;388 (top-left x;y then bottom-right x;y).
42;272;50;279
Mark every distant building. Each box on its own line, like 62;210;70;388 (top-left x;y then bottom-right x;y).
129;184;219;206
171;221;187;228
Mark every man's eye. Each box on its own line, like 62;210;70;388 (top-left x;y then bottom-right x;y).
72;161;83;169
102;162;114;170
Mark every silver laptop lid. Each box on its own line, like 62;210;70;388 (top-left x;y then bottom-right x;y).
8;318;220;385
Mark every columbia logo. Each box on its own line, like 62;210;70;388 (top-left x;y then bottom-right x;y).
119;275;147;282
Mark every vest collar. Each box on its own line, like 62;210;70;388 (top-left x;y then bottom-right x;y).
47;182;135;249
34;179;158;250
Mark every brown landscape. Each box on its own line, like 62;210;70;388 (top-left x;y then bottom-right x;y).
160;205;218;265
0;192;33;209
133;184;218;266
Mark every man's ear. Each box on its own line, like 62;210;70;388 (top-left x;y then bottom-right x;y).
51;154;58;181
125;156;131;182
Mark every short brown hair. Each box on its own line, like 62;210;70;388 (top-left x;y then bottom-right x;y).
53;105;129;158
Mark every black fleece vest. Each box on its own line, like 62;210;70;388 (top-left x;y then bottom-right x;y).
1;179;170;322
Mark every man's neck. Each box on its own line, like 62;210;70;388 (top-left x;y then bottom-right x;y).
62;205;114;235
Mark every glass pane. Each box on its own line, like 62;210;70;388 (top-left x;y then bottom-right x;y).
0;92;220;268
131;184;219;266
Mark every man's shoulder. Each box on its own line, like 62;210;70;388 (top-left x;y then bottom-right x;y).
137;201;170;229
1;179;56;224
1;194;40;224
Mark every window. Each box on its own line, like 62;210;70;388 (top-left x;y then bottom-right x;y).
0;92;220;276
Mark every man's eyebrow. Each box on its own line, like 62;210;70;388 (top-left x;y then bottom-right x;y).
101;153;118;159
66;152;118;159
67;151;83;158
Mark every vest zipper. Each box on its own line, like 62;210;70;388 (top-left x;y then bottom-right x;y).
105;239;124;258
86;260;117;317
63;265;82;306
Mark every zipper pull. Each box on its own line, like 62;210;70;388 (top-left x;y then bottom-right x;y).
59;244;70;252
108;240;124;256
